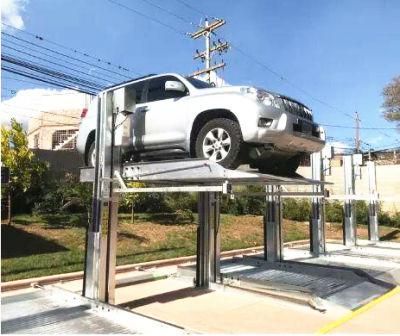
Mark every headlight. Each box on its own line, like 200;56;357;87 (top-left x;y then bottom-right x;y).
241;87;279;108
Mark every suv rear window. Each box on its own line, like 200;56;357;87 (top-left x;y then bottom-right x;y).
146;76;187;102
185;77;213;89
127;81;145;104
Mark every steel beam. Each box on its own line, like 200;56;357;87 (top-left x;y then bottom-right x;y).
83;91;120;303
264;185;283;262
196;192;221;287
367;161;379;242
343;155;356;246
310;152;326;256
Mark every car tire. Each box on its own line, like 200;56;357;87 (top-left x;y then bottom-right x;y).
86;141;96;167
195;118;243;169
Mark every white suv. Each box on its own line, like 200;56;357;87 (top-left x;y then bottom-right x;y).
77;73;325;175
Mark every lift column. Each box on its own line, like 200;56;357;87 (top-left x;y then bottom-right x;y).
83;91;119;303
264;185;283;262
310;152;326;256
343;155;356;246
83;87;134;303
367;161;379;242
196;192;221;287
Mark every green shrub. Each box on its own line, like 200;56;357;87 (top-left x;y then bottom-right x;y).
165;193;197;213
325;201;343;223
282;198;311;221
355;201;368;225
174;209;194;223
220;185;265;216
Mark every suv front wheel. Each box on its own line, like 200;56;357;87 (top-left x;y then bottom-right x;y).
195;118;243;169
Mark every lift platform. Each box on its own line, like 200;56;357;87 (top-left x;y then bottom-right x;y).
1;286;184;334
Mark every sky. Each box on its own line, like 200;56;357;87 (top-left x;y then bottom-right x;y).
1;0;400;150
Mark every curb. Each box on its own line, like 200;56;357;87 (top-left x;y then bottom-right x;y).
1;239;311;292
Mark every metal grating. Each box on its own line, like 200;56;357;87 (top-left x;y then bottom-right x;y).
1;291;134;334
1;289;184;334
220;257;394;309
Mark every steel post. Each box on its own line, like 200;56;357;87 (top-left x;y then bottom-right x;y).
83;91;120;303
264;185;283;262
343;155;356;246
310;152;326;256
196;192;221;287
367;161;379;242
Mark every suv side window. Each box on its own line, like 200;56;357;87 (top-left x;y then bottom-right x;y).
127;81;145;104
146;76;187;103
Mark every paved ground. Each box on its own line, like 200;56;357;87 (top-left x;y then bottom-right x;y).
4;276;398;334
2;241;400;334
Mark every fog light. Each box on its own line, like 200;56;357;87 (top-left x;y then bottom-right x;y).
258;118;273;128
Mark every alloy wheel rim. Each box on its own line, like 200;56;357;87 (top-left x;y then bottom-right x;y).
91;149;96;167
202;127;231;162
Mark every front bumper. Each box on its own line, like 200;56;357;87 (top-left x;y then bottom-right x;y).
246;112;325;154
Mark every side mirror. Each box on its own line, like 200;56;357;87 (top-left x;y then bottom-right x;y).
165;80;186;93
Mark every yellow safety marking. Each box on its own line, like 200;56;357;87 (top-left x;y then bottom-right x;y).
315;286;400;335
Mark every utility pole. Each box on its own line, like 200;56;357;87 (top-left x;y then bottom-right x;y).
189;18;229;84
355;111;361;153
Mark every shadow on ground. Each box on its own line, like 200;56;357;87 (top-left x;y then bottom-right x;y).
381;229;400;241
120;287;212;309
1;225;69;259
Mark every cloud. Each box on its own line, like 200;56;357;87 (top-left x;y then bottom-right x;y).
1;88;89;129
1;0;27;30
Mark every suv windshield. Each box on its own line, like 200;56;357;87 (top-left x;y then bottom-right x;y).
185;77;213;89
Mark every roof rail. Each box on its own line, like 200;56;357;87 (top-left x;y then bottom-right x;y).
104;73;157;90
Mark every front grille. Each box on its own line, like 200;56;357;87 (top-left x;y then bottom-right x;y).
293;120;320;138
280;97;312;121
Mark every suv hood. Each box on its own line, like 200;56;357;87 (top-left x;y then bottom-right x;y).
191;85;310;110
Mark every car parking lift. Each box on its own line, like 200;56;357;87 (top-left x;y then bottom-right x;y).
80;85;329;304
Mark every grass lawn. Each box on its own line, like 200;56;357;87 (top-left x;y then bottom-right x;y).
2;213;400;282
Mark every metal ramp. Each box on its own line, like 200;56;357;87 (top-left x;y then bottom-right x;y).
218;256;394;310
1;287;184;334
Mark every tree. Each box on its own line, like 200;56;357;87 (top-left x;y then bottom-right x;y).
1;118;47;213
382;75;400;127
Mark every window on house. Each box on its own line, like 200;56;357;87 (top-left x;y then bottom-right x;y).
33;134;39;149
52;129;78;150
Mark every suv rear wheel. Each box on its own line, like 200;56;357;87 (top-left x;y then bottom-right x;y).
195;118;242;169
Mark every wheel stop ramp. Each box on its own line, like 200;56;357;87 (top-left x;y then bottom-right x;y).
218;256;394;310
287;242;400;287
1;287;185;334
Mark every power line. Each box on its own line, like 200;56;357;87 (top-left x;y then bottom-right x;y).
320;123;398;130
136;0;194;25
2;44;113;85
106;0;356;124
2;54;104;92
229;42;355;120
2;32;134;79
2;35;124;82
1;75;89;92
174;0;209;18
2;66;97;95
107;0;187;36
1;22;136;75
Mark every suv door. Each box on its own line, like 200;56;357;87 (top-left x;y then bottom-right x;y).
137;75;189;150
